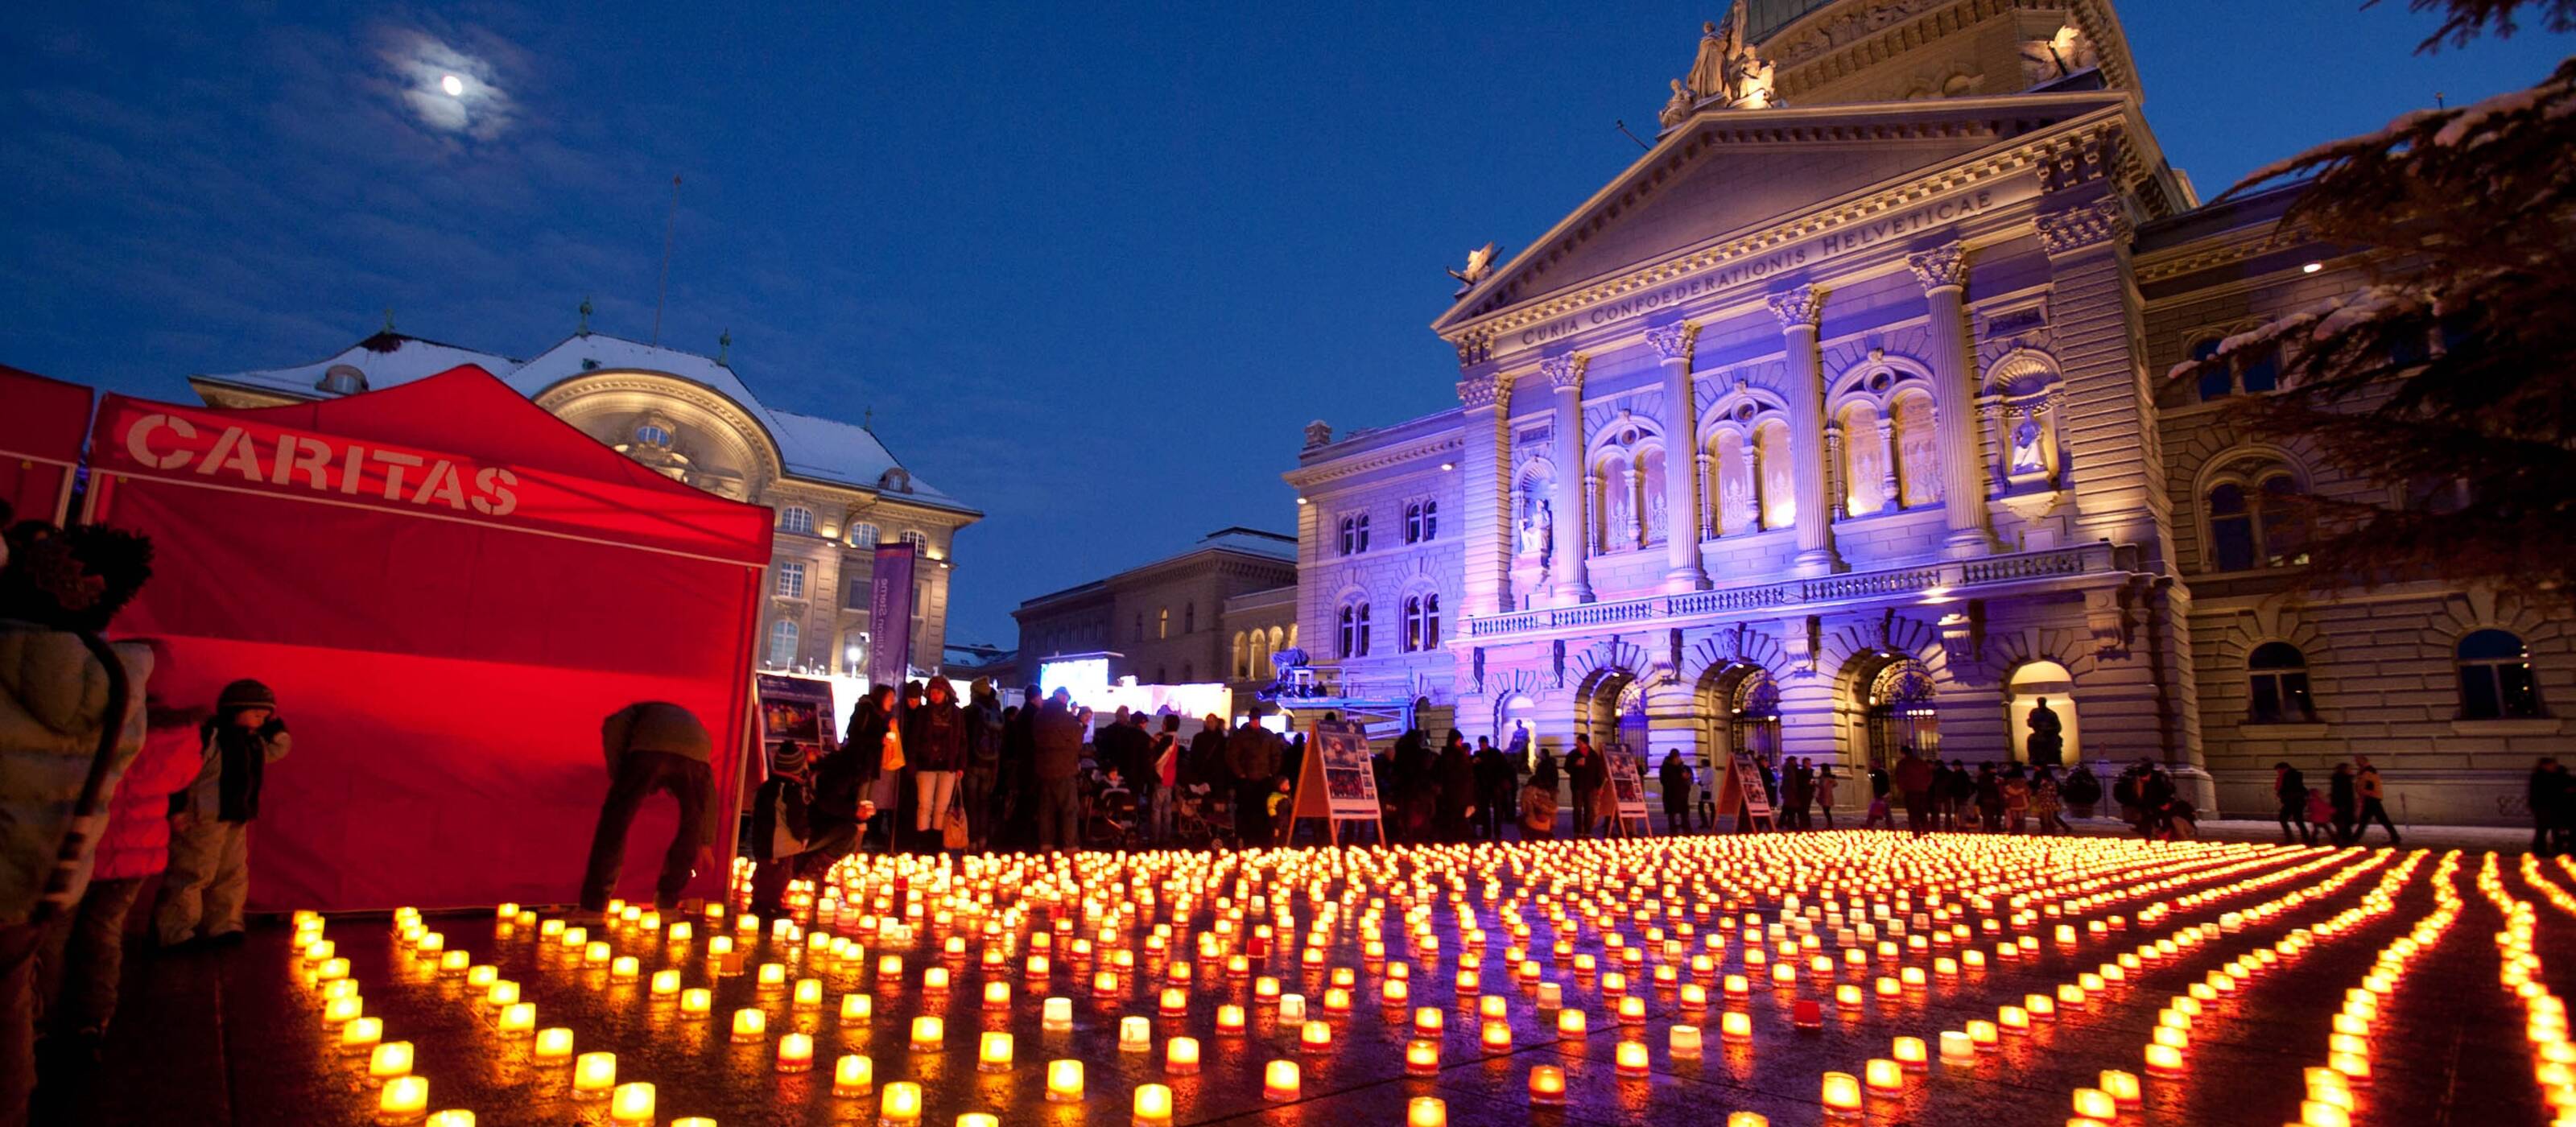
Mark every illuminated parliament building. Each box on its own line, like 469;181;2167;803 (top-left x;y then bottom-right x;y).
1283;0;2567;824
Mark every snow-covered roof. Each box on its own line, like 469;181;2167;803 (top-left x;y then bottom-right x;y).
195;329;968;511
1195;526;1297;562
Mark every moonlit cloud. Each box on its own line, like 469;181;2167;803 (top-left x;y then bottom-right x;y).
378;27;514;140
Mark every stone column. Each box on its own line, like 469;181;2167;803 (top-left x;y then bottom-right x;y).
1769;286;1840;576
1908;241;1995;558
1541;353;1591;604
1646;320;1707;592
1876;410;1901;507
1457;371;1512;617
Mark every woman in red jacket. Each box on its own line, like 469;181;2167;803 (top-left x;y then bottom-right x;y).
36;691;208;1048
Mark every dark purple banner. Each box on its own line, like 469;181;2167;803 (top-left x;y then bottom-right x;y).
867;542;915;691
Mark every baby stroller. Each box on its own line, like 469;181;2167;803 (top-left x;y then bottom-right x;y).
1084;768;1137;850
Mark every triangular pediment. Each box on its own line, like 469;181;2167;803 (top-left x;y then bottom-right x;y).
1434;91;2127;335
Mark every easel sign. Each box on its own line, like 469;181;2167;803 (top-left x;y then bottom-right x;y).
1278;717;1385;846
1604;742;1652;836
1715;749;1777;831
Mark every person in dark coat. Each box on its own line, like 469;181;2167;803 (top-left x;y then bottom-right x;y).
961;679;1005;850
1564;736;1608;839
2530;758;2569;857
902;676;967;850
2274;761;2314;845
1472;737;1514;840
1224;711;1283;845
2327;762;2358;846
1657;749;1695;835
747;741;859;917
1974;763;2004;832
1432;731;1476;841
1187;714;1229;788
1393;729;1436;841
574;700;715;914
1892;747;1934;836
154;679;291;947
1030;690;1086;848
1783;758;1815;831
819;686;894;850
998;687;1042;849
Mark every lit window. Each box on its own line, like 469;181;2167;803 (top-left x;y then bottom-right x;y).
1402;597;1423;652
1339;602;1373;658
2206;466;2307;573
900;530;929;553
635;423;671;447
2247;642;2314;723
779;506;815;535
775;561;806;599
849;522;880;547
1158;608;1170;640
2458;629;2544;720
767;617;799;667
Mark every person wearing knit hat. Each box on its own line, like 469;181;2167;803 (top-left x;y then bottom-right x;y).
153;679;289;948
745;740;857;919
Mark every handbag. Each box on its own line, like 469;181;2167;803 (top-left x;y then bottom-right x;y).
943;799;970;851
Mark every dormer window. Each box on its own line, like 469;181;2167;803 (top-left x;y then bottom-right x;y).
318;365;368;395
636;423;673;448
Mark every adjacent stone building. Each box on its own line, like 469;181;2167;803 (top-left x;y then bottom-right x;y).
1282;0;2568;824
189;326;980;680
1013;527;1298;694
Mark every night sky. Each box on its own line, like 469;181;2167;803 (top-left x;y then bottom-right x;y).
5;2;2567;647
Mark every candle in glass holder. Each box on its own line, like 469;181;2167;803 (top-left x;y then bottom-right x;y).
1865;1058;1902;1093
2145;1042;2185;1076
2100;1069;2142;1108
839;992;872;1026
572;1051;617;1096
608;1082;654;1124
733;1007;766;1042
1216;1004;1245;1034
911;1015;945;1051
1720;1011;1752;1043
1940;1030;1975;1062
498;1003;535;1037
533;1027;575;1063
1406;1096;1447;1127
874;1082;923;1125
983;981;1012;1010
1042;996;1073;1030
378;1075;428;1121
368;1041;415;1080
1893;1036;1928;1070
833;1054;874;1097
341;1017;383;1053
1670;1024;1703;1058
1529;1065;1567;1106
1557;1009;1587;1041
1046;1059;1086;1102
978;1031;1013;1072
778;1032;815;1073
1262;1059;1300;1101
424;1113;473;1127
1616;1039;1650;1078
1822;1072;1863;1116
485;980;518;1008
324;995;362;1026
1278;993;1307;1023
1120;1082;1171;1127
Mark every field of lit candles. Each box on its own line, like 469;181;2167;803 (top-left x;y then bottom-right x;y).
81;833;2576;1125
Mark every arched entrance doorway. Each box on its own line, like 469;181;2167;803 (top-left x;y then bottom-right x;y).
1859;658;1938;770
1495;693;1538;768
1612;679;1650;755
1699;663;1780;772
2004;661;2079;766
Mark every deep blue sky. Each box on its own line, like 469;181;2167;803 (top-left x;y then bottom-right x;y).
5;2;2567;647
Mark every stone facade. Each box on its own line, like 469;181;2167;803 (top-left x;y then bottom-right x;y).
1281;0;2570;824
1014;528;1297;691
188;328;979;681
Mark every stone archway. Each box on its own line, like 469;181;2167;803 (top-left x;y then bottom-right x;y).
1696;662;1781;774
1847;652;1939;770
2004;660;2080;766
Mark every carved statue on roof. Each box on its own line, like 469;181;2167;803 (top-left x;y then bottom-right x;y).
1658;78;1695;128
1686;19;1736;103
1674;6;1775;117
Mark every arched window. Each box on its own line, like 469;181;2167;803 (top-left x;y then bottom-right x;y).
849;522;880;547
1422;594;1440;649
779;506;815;535
1232;632;1248;678
1183;603;1195;634
1728;671;1781;762
2194;336;2283;401
767;617;799;667
1405;503;1424;545
2247;642;2315;723
1339;602;1372;658
2458;629;2543;720
899;530;930;553
1864;663;1940;769
1402;597;1423;652
2207;464;2307;572
1339;517;1356;555
1158;608;1170;639
774;561;806;600
1422;500;1438;542
320;365;369;395
1355;514;1371;552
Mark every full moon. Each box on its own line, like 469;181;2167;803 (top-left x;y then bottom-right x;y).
440;73;464;97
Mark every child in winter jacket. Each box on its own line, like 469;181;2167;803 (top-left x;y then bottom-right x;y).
151;679;289;947
746;741;861;919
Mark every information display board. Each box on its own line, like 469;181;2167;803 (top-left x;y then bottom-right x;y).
1277;717;1385;846
1715;749;1777;831
1605;742;1652;836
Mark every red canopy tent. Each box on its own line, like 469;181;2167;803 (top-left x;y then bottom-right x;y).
84;365;773;911
0;364;92;525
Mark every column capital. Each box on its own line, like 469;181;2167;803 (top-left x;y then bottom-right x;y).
1766;285;1825;331
1456;372;1506;411
1644;320;1702;365
1538;352;1589;393
1451;331;1494;369
2035;199;2132;258
1905;242;1968;291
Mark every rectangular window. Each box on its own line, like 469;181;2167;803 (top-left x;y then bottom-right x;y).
775;561;806;600
845;576;872;610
